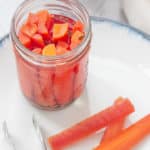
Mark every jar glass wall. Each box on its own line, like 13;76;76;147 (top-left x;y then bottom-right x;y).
10;0;91;110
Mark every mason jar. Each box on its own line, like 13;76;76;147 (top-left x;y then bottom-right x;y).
10;0;91;110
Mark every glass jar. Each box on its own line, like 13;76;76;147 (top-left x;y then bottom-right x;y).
10;0;91;110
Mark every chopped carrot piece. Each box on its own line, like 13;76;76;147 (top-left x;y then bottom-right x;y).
32;48;42;54
56;41;69;55
70;30;84;49
37;10;49;25
100;97;126;144
95;114;150;150
18;32;31;48
53;23;69;40
73;21;84;32
71;30;84;44
21;23;37;38
56;45;68;55
48;99;134;150
38;23;48;35
32;34;45;47
42;44;56;56
57;41;69;49
27;13;38;25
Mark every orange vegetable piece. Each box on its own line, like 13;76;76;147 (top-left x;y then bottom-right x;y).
27;13;38;25
32;34;45;47
38;23;48;36
71;30;84;44
32;48;42;54
48;99;134;150
53;23;69;40
100;97;126;144
56;46;68;55
56;41;69;55
18;32;31;48
73;21;84;32
21;23;37;38
37;10;49;25
57;41;69;49
95;114;150;150
70;30;84;49
42;44;56;56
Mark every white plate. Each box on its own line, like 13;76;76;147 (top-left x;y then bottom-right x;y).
0;18;150;150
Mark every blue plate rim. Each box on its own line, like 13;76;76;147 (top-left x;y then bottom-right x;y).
90;16;150;41
1;16;150;46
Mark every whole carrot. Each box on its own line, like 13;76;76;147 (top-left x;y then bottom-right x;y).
48;99;134;150
100;97;126;144
96;114;150;150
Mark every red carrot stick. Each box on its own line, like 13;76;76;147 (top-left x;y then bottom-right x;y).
48;99;134;150
95;114;150;150
100;97;126;144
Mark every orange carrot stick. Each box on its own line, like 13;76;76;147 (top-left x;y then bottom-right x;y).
48;99;134;150
95;114;150;150
100;97;126;144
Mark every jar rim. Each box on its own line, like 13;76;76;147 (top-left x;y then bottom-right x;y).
10;0;91;64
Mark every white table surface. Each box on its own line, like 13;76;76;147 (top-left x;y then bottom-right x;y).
0;0;126;39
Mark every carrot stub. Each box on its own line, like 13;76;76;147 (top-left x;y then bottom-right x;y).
100;97;126;144
95;114;150;150
42;44;56;56
53;23;69;40
48;99;134;150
